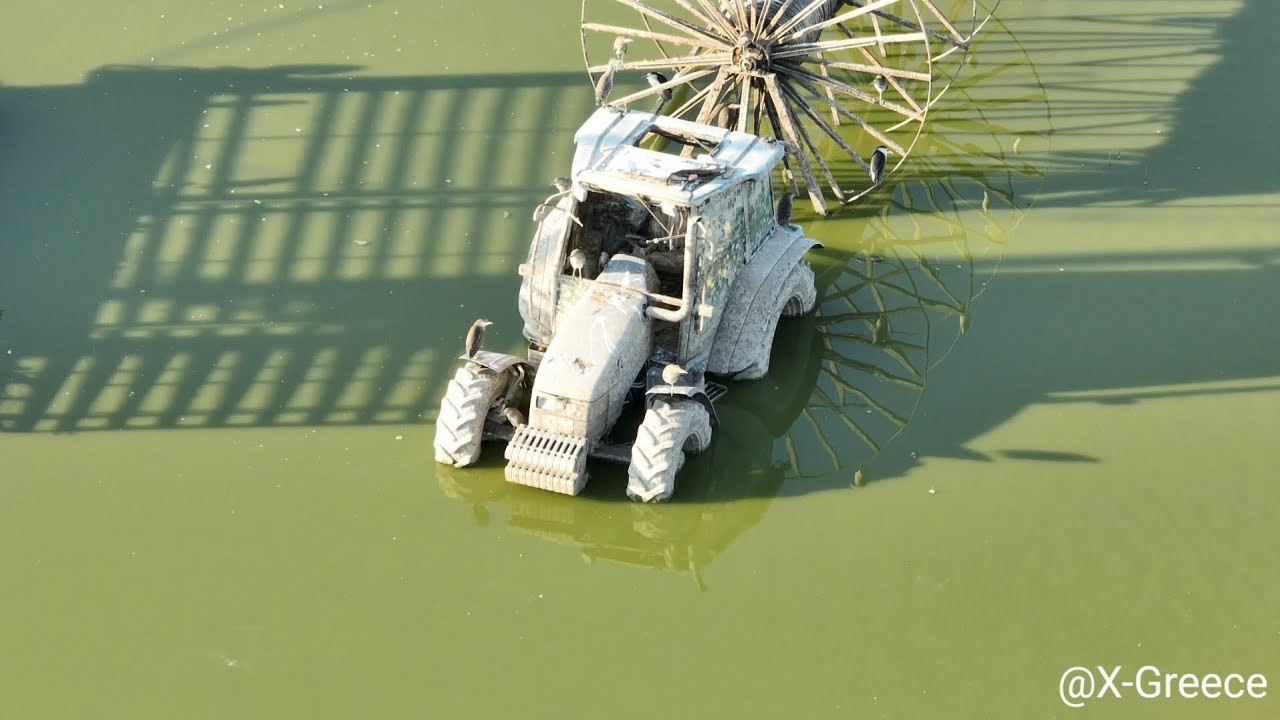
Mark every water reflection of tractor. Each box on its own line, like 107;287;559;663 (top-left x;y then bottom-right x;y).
434;109;820;501
436;310;825;587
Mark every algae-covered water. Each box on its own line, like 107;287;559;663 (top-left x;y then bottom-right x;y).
2;1;1277;718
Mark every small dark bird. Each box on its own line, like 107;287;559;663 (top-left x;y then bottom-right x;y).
552;176;571;193
595;57;621;107
868;146;890;185
464;319;493;359
568;248;587;278
871;75;888;101
716;102;740;129
503;406;526;427
872;314;889;345
645;71;672;114
775;191;796;226
661;363;685;386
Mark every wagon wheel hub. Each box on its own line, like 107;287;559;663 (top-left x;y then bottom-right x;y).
732;33;770;74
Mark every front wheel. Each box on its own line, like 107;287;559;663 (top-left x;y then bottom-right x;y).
626;398;713;503
434;364;509;467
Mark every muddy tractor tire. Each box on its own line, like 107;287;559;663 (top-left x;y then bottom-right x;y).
733;258;818;381
781;259;817;318
626;398;713;503
434;363;510;467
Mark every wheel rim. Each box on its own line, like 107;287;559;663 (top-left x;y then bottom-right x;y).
580;0;1000;214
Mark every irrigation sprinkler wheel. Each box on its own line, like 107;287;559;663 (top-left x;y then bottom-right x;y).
581;0;997;214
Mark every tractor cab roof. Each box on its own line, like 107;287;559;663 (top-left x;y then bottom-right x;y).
570;108;784;207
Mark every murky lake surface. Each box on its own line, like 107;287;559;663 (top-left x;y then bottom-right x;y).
2;1;1277;717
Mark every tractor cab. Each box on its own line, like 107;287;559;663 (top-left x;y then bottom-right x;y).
443;108;817;502
519;108;785;362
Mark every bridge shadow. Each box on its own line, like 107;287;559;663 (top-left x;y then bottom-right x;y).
0;64;593;433
979;0;1277;207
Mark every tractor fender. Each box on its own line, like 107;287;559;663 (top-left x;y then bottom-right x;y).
460;350;533;378
518;193;578;346
707;228;821;376
644;385;719;428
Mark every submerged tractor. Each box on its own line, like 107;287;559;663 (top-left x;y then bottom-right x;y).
434;1;996;500
435;109;818;501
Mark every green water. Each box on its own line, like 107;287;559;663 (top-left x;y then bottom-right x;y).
2;1;1277;718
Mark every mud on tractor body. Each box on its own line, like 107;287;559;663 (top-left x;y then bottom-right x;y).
434;108;819;502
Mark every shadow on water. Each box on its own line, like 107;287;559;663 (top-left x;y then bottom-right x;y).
2;0;1275;583
984;0;1279;206
0;64;592;433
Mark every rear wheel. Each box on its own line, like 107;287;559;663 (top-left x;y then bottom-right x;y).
434;364;509;467
735;258;818;380
782;258;817;317
627;398;713;502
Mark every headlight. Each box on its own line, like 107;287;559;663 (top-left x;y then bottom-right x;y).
535;394;586;419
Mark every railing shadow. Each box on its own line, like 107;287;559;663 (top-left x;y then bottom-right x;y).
0;64;593;433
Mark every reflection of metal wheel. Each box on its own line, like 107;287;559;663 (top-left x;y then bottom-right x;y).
433;364;507;467
581;0;996;213
627;397;713;502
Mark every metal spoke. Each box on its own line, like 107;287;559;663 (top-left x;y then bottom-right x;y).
763;74;828;213
728;0;749;32
857;47;922;112
667;81;716;119
801;55;930;82
612;0;731;47
919;0;968;44
672;0;735;38
770;32;928;60
589;52;731;72
841;1;969;50
735;75;752;133
869;12;887;55
690;0;738;37
780;69;908;155
778;0;903;43
749;0;769;36
770;78;849;200
776;78;871;173
694;66;737;124
830;21;927;112
767;0;840;43
776;62;922;121
606;67;718;107
761;0;801;35
818;61;840;125
582;22;721;50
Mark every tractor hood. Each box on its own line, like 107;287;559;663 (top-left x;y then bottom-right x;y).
529;256;655;443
